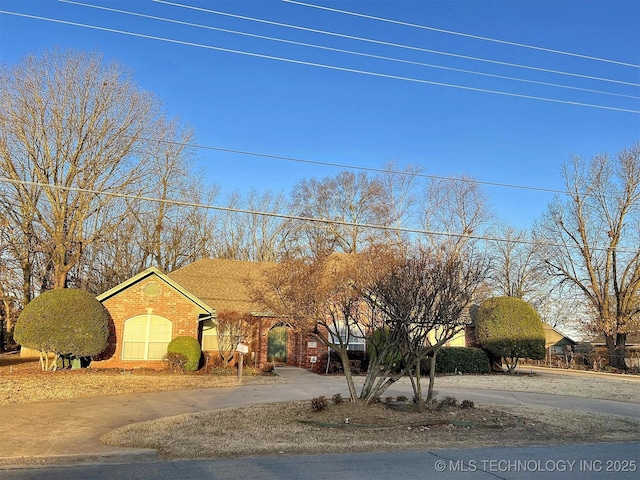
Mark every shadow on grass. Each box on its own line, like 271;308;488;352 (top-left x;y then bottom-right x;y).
0;351;42;372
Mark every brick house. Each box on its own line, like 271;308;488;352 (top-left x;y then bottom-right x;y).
92;259;318;370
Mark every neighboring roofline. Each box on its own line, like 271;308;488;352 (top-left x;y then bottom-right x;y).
543;322;578;345
96;266;215;315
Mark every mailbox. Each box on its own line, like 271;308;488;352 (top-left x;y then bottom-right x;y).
236;343;249;354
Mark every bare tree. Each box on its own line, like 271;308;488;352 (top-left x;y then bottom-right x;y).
249;250;389;401
289;171;389;255
487;225;546;299
245;190;293;262
0;167;43;303
536;145;640;368
128;120;216;274
361;245;488;406
419;175;492;252
0;216;20;348
0;49;167;292
378;162;422;246
215;310;253;368
211;192;247;260
211;189;291;261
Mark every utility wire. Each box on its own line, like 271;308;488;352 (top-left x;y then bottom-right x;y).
1;10;638;114
2;176;634;253
284;0;640;69
58;0;640;101
154;0;640;88
122;136;573;196
1;117;578;196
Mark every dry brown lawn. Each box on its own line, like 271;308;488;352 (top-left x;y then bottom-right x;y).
3;353;639;460
0;353;286;405
101;400;640;460
389;369;640;403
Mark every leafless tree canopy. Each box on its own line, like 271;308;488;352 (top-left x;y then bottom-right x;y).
215;310;253;368
289;171;391;255
536;144;640;367
0;49;215;302
361;244;489;404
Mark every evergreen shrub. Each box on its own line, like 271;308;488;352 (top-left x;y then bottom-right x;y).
167;336;202;372
435;347;490;374
14;288;109;369
476;296;546;372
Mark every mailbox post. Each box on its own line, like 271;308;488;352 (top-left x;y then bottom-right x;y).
236;342;249;384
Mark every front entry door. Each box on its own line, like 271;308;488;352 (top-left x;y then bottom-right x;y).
267;326;288;363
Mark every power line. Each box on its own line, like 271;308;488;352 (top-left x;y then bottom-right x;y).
1;10;638;114
133;138;572;196
58;0;640;101
154;0;640;88
0;117;605;197
284;0;640;69
2;176;634;253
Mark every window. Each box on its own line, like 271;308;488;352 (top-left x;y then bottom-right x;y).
201;318;219;351
330;323;366;352
122;314;172;360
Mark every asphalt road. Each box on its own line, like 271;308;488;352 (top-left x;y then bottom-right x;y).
2;442;639;480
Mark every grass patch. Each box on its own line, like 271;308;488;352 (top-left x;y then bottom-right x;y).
100;400;640;460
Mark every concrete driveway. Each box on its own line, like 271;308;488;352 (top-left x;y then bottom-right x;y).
0;367;638;466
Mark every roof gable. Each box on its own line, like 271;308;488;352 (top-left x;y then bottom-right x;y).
543;323;578;346
97;266;214;315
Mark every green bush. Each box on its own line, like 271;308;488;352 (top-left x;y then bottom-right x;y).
475;297;545;372
435;347;490;374
167;336;202;372
14;288;109;369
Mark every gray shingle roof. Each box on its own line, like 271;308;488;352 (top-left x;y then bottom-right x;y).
167;258;272;315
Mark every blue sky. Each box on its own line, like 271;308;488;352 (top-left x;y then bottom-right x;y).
1;0;638;229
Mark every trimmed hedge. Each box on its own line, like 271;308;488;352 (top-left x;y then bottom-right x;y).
14;288;109;359
475;296;545;372
167;336;202;372
435;347;490;374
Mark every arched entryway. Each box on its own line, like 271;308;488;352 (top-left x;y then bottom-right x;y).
267;326;288;364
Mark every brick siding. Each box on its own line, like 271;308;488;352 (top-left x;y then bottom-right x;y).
92;274;203;370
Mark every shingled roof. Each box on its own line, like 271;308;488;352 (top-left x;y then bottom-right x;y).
167;258;273;316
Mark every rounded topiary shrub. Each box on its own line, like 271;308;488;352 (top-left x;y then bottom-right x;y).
167;336;202;372
475;296;545;373
14;288;109;369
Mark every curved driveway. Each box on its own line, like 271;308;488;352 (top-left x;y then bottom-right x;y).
0;367;638;465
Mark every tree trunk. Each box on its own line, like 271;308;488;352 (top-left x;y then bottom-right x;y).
409;359;423;408
426;352;438;404
361;374;402;405
607;333;627;369
21;258;32;305
337;349;358;402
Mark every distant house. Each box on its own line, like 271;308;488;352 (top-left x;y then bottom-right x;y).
92;259;317;370
542;323;578;355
